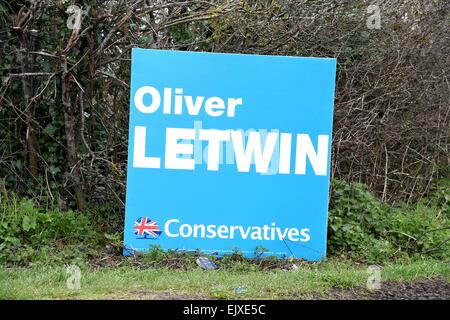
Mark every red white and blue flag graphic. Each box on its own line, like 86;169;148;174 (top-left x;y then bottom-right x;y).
134;217;162;238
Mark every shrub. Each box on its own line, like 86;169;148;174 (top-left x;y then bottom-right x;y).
426;178;450;218
0;194;103;266
387;204;449;260
328;180;450;262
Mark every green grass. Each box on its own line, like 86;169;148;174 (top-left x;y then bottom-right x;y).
0;259;448;300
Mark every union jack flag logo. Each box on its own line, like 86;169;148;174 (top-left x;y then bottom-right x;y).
134;217;162;238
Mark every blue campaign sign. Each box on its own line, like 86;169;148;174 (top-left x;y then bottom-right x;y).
124;48;336;260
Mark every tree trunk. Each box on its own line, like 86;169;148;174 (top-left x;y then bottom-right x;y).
61;57;86;210
18;32;39;179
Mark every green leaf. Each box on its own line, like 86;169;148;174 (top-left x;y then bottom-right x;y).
342;224;353;232
1;236;21;246
22;216;37;232
19;199;34;212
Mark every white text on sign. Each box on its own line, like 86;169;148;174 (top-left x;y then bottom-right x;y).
132;86;329;176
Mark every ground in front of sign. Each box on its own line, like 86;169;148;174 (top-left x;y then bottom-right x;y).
105;279;450;300
1;259;448;300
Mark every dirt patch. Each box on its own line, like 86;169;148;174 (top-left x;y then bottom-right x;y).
325;279;450;300
104;279;449;300
367;279;450;300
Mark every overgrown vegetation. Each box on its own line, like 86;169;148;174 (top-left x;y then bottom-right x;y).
0;0;449;212
0;193;107;266
1;179;448;267
328;180;449;262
